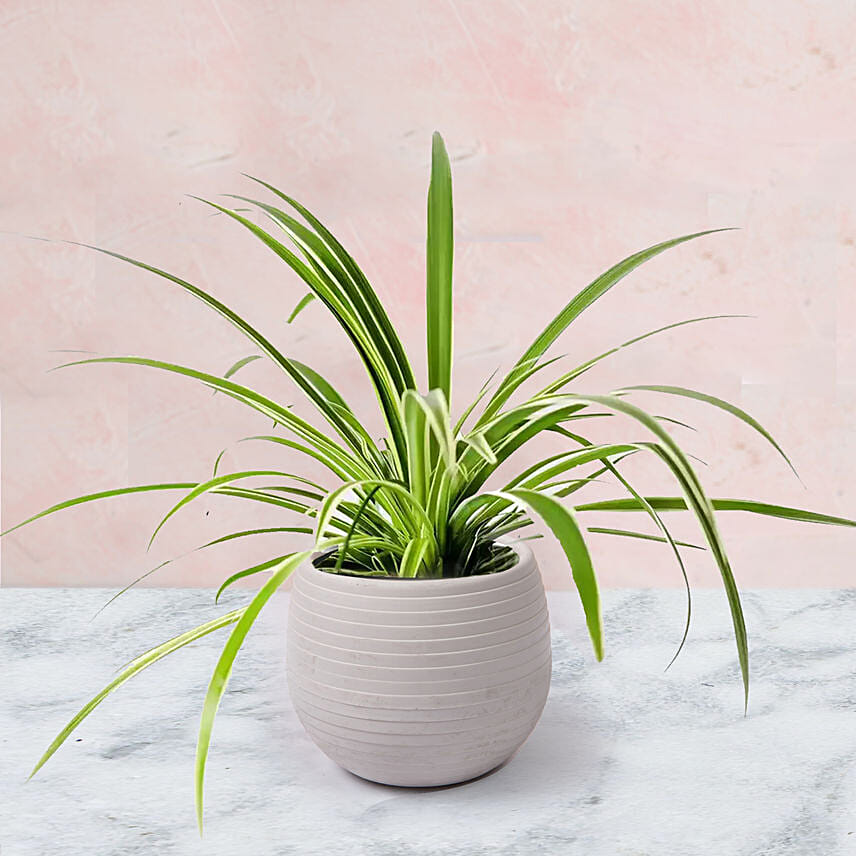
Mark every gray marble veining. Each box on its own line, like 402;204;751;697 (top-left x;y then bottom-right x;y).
1;588;855;855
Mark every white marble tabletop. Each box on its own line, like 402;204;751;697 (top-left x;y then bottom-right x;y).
1;587;854;855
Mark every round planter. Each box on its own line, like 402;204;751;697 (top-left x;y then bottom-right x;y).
286;541;551;787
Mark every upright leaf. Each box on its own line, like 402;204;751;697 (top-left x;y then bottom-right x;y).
426;131;454;401
242;175;416;392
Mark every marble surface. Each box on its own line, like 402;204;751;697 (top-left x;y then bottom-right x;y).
1;587;855;855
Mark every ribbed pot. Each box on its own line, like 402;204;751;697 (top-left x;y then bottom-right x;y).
286;542;551;787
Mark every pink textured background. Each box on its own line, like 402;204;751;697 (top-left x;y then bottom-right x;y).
1;1;854;590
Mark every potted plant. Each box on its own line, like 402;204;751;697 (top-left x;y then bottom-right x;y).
5;133;854;830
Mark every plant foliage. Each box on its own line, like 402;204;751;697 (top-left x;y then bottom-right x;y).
5;132;854;829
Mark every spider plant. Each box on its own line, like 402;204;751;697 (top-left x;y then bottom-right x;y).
5;132;854;831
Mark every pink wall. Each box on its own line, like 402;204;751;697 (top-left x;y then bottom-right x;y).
1;1;854;589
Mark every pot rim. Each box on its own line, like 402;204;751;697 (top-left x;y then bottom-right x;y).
303;539;535;589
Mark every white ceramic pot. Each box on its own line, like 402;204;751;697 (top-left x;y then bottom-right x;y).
286;542;551;787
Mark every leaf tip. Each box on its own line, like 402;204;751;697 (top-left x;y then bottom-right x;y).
27;753;50;782
195;771;206;836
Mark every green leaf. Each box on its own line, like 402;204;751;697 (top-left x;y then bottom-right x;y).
552;392;749;708
509;442;640;490
653;414;697;432
576;496;856;526
540;427;695;668
212;355;263;397
238;434;358;483
399;535;432;578
316;479;433;545
453;367;499;435
196;552;309;833
587;527;704;550
402;391;429;507
1;483;196;537
287;292;316;323
496;488;603;661
594;453;694;670
537;315;750;397
201;525;314;548
215;554;296;603
31;607;245;780
147;470;312;549
66;241;362;451
211;448;227;477
240;175;416;393
514;489;602;660
224;354;262;380
213;486;318;513
285;357;386;472
457;399;590;496
462;431;497;464
478;231;736;423
92;560;174;618
426;131;454;401
94;525;315;617
402;388;456;470
205;195;412;478
55;355;368;481
618;384;799;480
334;485;383;572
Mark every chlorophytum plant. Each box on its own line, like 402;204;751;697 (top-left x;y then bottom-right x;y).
5;132;854;829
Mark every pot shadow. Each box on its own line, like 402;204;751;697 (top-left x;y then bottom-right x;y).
345;699;607;808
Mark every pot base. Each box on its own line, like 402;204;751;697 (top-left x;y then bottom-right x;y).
344;756;510;789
